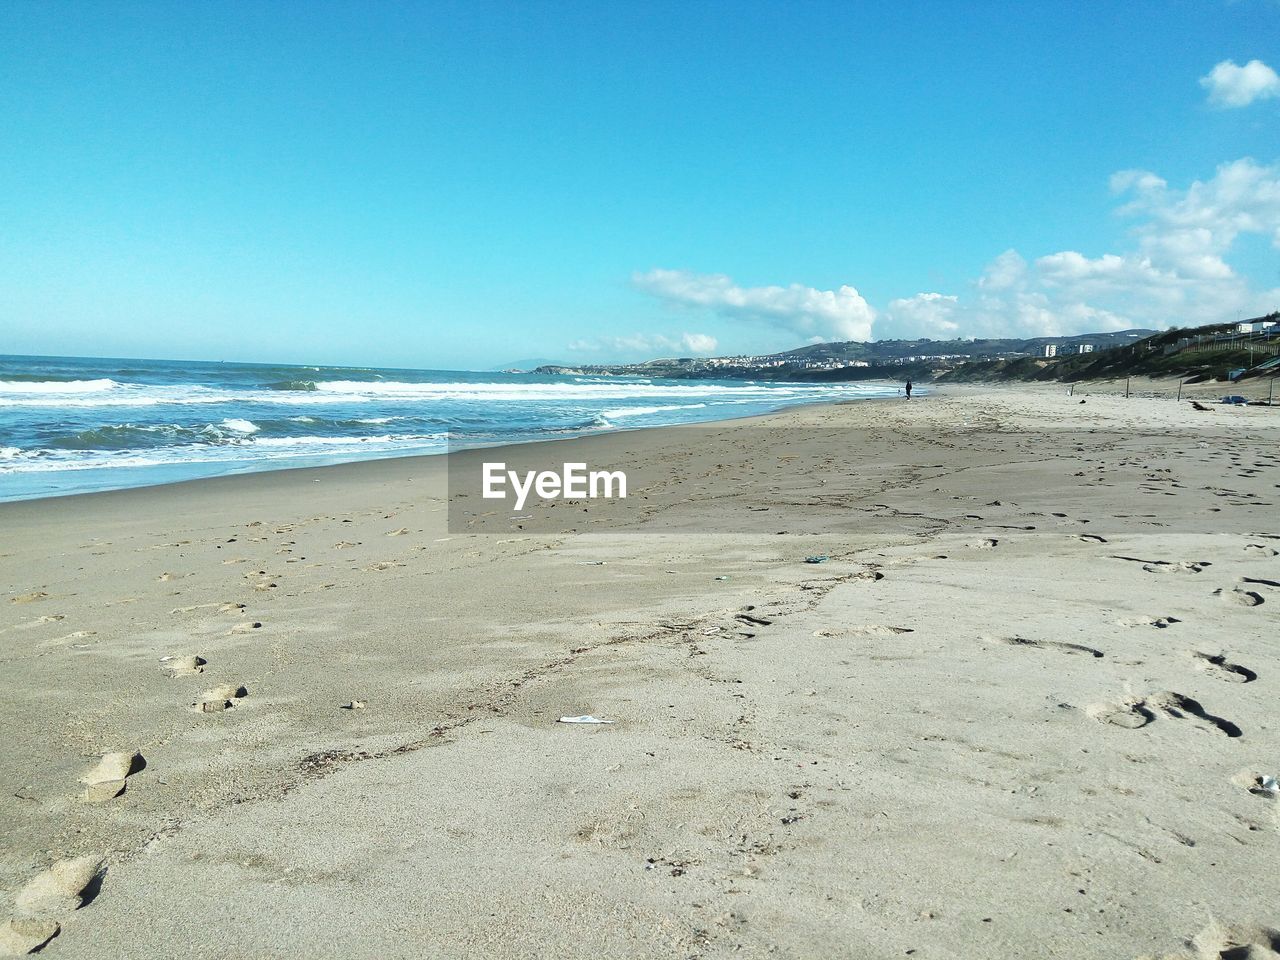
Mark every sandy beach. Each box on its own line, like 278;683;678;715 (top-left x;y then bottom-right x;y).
2;382;1278;959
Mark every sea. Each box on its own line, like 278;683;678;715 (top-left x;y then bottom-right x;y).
0;354;902;502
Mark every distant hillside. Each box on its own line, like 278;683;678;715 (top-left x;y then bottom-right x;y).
766;329;1153;364
534;329;1157;381
493;358;565;372
937;317;1280;385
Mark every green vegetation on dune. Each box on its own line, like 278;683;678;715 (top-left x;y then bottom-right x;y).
938;318;1279;385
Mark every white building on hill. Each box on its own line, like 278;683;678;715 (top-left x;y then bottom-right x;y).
1237;319;1277;334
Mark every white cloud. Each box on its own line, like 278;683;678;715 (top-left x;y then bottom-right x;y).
879;293;960;339
1109;169;1168;195
679;332;719;353
611;158;1280;355
632;269;876;342
568;331;718;357
878;157;1280;340
976;249;1027;292
1200;59;1280;108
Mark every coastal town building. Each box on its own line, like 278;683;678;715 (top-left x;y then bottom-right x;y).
1237;319;1278;334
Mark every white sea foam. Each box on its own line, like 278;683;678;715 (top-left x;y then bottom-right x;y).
0;378;120;394
0;377;887;409
303;380;879;403
0;368;901;501
0;433;450;473
599;403;709;419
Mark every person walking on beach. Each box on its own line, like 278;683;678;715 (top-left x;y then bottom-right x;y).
905;379;913;400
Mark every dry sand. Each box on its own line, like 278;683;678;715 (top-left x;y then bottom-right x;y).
1;383;1278;959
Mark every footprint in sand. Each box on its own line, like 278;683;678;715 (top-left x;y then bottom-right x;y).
1216;587;1265;607
1078;534;1108;543
1244;544;1279;557
0;917;61;954
1144;919;1280;960
160;655;206;677
14;856;103;916
1116;615;1181;629
80;750;144;803
43;630;96;649
735;607;773;627
1087;691;1241;737
1149;560;1210;574
994;636;1103;658
1192;651;1257;683
8;591;49;604
968;538;999;549
814;625;914;638
1111;556;1210;574
194;683;249;713
229;621;263;634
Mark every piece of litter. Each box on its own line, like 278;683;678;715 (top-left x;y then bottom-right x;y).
714;575;730;581
576;561;606;565
1253;774;1279;796
342;700;367;710
558;715;615;724
804;556;829;564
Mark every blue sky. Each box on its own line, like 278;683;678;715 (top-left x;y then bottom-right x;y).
1;1;1278;369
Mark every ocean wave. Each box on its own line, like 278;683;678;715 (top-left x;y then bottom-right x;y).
48;424;201;451
599;402;709;419
0;361;901;501
43;420;286;451
0;378;120;394
0;377;885;410
0;433;451;473
246;434;445;448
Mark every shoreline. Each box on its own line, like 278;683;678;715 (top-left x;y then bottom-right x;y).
8;368;1274;510
0;387;911;511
